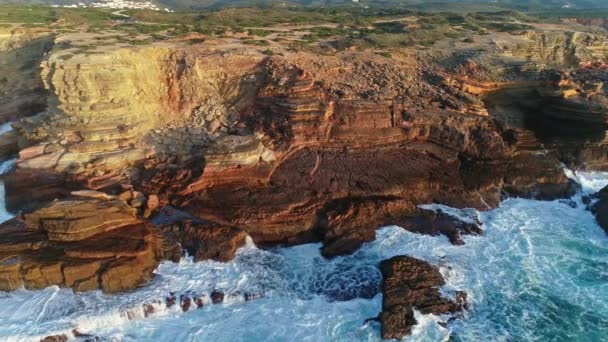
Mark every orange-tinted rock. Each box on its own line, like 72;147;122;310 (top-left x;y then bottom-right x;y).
2;48;591;266
0;199;165;293
24;199;139;242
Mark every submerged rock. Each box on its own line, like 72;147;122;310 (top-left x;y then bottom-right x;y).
379;256;467;339
210;290;225;304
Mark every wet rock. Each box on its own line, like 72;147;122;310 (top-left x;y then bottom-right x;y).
379;256;467;340
559;199;577;208
210;290;224;304
397;208;483;245
502;153;580;201
180;294;192;312
166;293;177;308
592;185;608;233
72;329;95;339
244;292;264;301
582;195;592;206
158;220;247;262
143;304;155;317
0;130;18;160
40;335;68;342
195;296;204;308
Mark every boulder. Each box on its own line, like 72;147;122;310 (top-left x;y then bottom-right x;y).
397;208;483;245
379;256;467;339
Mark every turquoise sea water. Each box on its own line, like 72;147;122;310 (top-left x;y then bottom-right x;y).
0;168;607;341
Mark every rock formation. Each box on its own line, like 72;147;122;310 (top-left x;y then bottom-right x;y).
158;220;247;262
0;197;168;292
592;185;608;233
1;20;607;293
379;256;467;339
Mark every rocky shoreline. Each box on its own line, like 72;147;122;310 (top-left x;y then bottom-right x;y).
1;19;608;339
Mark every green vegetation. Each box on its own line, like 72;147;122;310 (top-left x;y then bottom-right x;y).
0;4;548;52
533;8;608;19
0;5;119;26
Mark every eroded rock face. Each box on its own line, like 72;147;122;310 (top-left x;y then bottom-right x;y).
379;256;467;339
158;220;247;262
505;30;608;67
2;25;601;279
0;198;165;293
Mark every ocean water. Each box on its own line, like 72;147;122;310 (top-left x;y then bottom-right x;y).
0;169;607;341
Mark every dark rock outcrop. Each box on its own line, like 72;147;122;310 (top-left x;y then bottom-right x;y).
592;185;608;233
379;256;467;339
158;220;247;262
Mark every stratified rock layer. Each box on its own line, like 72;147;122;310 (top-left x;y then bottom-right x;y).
2;21;607;295
0;198;164;293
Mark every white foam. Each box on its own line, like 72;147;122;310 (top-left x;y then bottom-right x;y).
565;169;608;194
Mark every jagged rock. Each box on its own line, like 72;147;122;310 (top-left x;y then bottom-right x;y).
158;220;247;262
166;293;177;308
40;335;68;342
592;185;608;233
379;256;467;339
210;290;224;304
397;208;483;245
180;294;192;312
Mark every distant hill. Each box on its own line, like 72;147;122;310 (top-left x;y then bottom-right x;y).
152;0;608;10
1;0;607;11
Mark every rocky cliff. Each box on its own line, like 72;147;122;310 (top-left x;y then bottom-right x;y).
1;23;606;295
0;27;53;124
